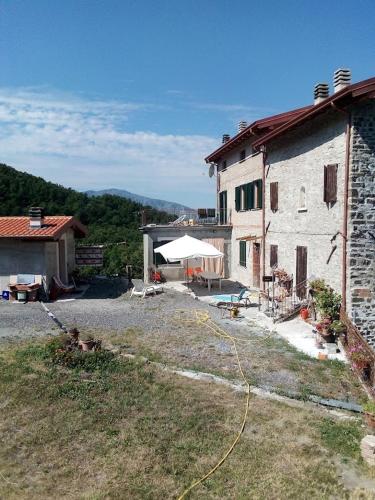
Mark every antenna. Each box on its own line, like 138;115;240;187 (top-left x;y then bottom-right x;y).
208;163;215;178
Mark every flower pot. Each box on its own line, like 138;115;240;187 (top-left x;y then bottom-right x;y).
300;308;309;320
79;340;95;352
318;352;328;361
364;412;375;430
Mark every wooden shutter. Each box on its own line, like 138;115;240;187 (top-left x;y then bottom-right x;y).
235;186;241;211
324;164;337;203
270;182;278;211
270;244;278;268
239;241;246;267
296;246;307;299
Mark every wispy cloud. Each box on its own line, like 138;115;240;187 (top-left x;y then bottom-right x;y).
0;88;217;206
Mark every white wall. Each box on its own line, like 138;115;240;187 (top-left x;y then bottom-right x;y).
219;150;263;286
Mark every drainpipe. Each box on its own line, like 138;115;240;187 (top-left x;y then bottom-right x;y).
331;102;351;312
262;147;267;291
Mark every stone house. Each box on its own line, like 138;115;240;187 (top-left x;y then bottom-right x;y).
206;69;375;347
205;108;313;288
0;209;87;295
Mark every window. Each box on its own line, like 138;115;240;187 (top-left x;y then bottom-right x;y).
254;178;263;208
299;186;307;211
324;164;338;203
270;244;278;269
270;182;278;212
219;191;227;224
240;149;246;161
235;179;262;211
239;240;247;267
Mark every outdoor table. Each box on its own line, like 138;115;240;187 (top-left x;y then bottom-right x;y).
198;271;222;292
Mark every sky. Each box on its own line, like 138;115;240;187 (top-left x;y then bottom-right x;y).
0;0;374;207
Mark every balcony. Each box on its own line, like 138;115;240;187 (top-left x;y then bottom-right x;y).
166;208;231;226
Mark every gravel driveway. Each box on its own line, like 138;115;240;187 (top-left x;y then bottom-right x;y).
0;278;365;402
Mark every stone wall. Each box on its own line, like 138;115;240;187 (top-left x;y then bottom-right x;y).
265;110;347;292
348;100;375;346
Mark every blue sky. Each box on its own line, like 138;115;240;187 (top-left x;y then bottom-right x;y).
0;0;374;207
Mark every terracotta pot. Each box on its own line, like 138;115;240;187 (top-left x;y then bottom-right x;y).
318;352;328;361
79;340;95;352
300;308;309;320
364;412;375;430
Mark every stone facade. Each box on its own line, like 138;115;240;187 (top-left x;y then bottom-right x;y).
218;150;263;286
265;111;347;292
348;100;375;346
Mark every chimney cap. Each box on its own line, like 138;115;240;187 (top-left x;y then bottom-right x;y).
222;134;231;144
238;120;248;133
333;68;351;92
314;83;329;104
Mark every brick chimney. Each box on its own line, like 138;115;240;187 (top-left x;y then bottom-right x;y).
314;83;329;104
29;207;44;229
333;68;351;93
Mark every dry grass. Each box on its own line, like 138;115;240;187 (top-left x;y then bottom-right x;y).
0;338;374;499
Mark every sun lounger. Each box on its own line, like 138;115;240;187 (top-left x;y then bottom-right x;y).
130;279;163;298
214;288;252;308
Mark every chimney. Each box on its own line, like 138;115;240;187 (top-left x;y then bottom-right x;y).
29;207;44;229
314;83;329;104
238;120;247;133
222;134;230;144
333;68;351;93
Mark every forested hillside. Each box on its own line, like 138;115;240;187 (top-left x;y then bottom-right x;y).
0;164;172;275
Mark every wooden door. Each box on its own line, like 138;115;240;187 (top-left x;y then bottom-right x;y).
58;239;67;284
296;246;307;299
252;243;261;288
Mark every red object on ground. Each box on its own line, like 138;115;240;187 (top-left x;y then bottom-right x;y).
300;308;309;320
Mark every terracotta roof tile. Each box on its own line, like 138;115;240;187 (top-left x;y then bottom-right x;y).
0;216;87;239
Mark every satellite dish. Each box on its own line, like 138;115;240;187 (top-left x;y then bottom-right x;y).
208;164;215;178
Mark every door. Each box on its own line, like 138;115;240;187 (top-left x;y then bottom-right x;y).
58;239;67;284
296;246;307;299
252;243;261;288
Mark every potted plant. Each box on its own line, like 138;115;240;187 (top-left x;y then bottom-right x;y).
349;342;369;371
362;400;375;430
330;320;346;340
79;333;96;352
316;318;334;342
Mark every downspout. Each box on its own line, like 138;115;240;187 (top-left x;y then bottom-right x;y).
262;147;267;291
331;102;351;312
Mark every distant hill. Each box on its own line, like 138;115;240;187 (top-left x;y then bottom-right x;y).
86;188;193;214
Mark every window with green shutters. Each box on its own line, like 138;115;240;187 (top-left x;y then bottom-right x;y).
239;240;246;267
235;179;262;211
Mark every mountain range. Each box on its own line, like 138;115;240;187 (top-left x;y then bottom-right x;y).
85;188;193;214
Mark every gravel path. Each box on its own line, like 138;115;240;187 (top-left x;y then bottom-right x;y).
0;278;365;403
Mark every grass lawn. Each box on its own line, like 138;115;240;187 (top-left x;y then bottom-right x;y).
1;337;374;499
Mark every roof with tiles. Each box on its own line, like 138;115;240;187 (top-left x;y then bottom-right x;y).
0;216;88;240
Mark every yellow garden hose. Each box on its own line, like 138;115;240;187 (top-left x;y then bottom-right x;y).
174;309;251;500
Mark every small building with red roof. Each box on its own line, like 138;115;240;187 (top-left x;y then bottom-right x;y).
0;208;87;296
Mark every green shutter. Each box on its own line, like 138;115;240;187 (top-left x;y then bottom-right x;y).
235;186;241;211
239;241;246;267
257;179;263;208
248;182;254;210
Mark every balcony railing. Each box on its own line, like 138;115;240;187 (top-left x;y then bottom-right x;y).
167;208;232;226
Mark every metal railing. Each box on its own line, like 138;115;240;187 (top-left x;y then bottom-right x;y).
259;276;309;323
167;208;232;226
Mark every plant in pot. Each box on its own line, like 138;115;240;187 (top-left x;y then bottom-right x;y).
330;320;347;341
309;278;328;297
315;287;341;321
316;318;334;342
79;333;96;352
349;342;369;372
362;400;375;430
